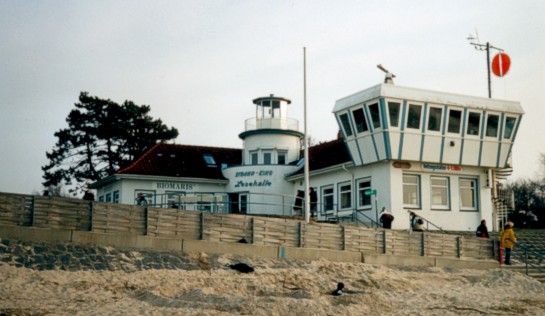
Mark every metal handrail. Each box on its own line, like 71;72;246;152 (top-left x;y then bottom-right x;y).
407;210;448;233
510;239;545;275
355;210;379;228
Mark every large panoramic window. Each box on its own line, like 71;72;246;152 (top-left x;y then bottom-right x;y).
339;182;352;209
339;113;353;137
352;108;369;133
322;186;334;212
447;109;462;134
427;107;442;132
388;102;401;128
460;178;478;211
357;178;372;209
403;174;420;208
430;176;449;210
407;104;422;129
368;103;381;129
467;112;481;136
504;116;517;139
486;114;499;137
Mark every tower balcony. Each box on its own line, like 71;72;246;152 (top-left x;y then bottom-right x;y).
244;117;300;132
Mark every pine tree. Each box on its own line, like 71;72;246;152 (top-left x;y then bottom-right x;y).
42;92;178;195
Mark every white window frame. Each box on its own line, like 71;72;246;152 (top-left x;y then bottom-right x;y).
430;176;450;210
403;174;421;208
459;178;479;211
356;178;372;209
338;181;352;210
322;186;334;213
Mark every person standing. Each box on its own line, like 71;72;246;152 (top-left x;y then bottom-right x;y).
475;219;489;238
500;221;516;265
379;207;394;229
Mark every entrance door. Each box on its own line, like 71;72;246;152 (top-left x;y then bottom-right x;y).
228;193;248;214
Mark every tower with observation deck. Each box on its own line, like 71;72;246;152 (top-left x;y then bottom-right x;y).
221;94;304;215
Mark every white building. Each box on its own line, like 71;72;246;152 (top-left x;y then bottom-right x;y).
91;82;524;232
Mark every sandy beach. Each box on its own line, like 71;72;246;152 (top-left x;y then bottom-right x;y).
2;252;545;316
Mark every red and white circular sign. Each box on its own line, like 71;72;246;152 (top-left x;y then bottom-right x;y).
491;53;511;77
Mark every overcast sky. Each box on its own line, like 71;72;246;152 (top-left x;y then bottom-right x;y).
1;0;544;195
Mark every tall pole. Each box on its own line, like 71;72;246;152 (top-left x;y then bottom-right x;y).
303;47;310;223
486;42;491;98
468;36;503;99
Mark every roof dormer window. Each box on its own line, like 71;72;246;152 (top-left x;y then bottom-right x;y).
203;154;216;166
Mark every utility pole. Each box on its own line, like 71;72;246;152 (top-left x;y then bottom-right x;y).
467;33;503;98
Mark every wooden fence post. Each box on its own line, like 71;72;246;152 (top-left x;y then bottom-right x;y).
144;207;148;236
199;212;205;240
383;230;387;254
341;226;346;251
89;201;93;231
250;217;255;244
420;233;425;256
298;221;303;248
456;236;461;258
30;196;35;227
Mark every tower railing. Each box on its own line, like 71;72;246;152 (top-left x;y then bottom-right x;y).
244;117;299;131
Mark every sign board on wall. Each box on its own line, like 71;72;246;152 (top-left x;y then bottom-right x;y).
421;163;463;173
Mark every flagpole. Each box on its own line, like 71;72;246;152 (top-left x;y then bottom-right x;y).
303;47;310;223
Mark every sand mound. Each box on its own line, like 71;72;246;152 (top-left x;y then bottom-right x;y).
1;253;545;315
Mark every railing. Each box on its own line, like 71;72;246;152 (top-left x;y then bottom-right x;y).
408;210;449;234
244;117;300;131
507;239;545;276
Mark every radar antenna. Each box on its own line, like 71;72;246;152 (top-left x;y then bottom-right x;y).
377;64;396;84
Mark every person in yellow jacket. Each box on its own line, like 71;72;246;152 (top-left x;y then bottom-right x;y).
500;221;516;265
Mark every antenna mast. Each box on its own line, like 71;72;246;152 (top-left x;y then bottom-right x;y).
467;32;504;98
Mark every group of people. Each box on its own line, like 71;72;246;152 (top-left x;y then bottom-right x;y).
475;219;517;265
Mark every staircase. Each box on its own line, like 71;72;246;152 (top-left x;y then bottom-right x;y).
504;229;545;283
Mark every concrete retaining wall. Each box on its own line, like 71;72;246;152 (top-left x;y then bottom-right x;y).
0;225;498;270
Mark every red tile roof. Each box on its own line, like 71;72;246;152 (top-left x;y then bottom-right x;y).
117;137;351;180
117;143;242;180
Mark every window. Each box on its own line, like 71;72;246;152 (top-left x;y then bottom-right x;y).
240;194;248;214
278;151;287;165
430;177;449;209
368;103;381;129
203;154;216;166
113;191;120;204
504;117;517;139
467;112;481;136
447;109;462;134
166;191;181;208
339;113;353;137
427;107;442;132
388;102;401;127
250;151;258;165
263;151;272;164
486;114;499;137
106;193;112;202
407;104;422;129
403;175;420;208
357;178;372;208
460;178;478;210
339;182;352;209
352;108;369;133
322;186;334;212
135;190;154;206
